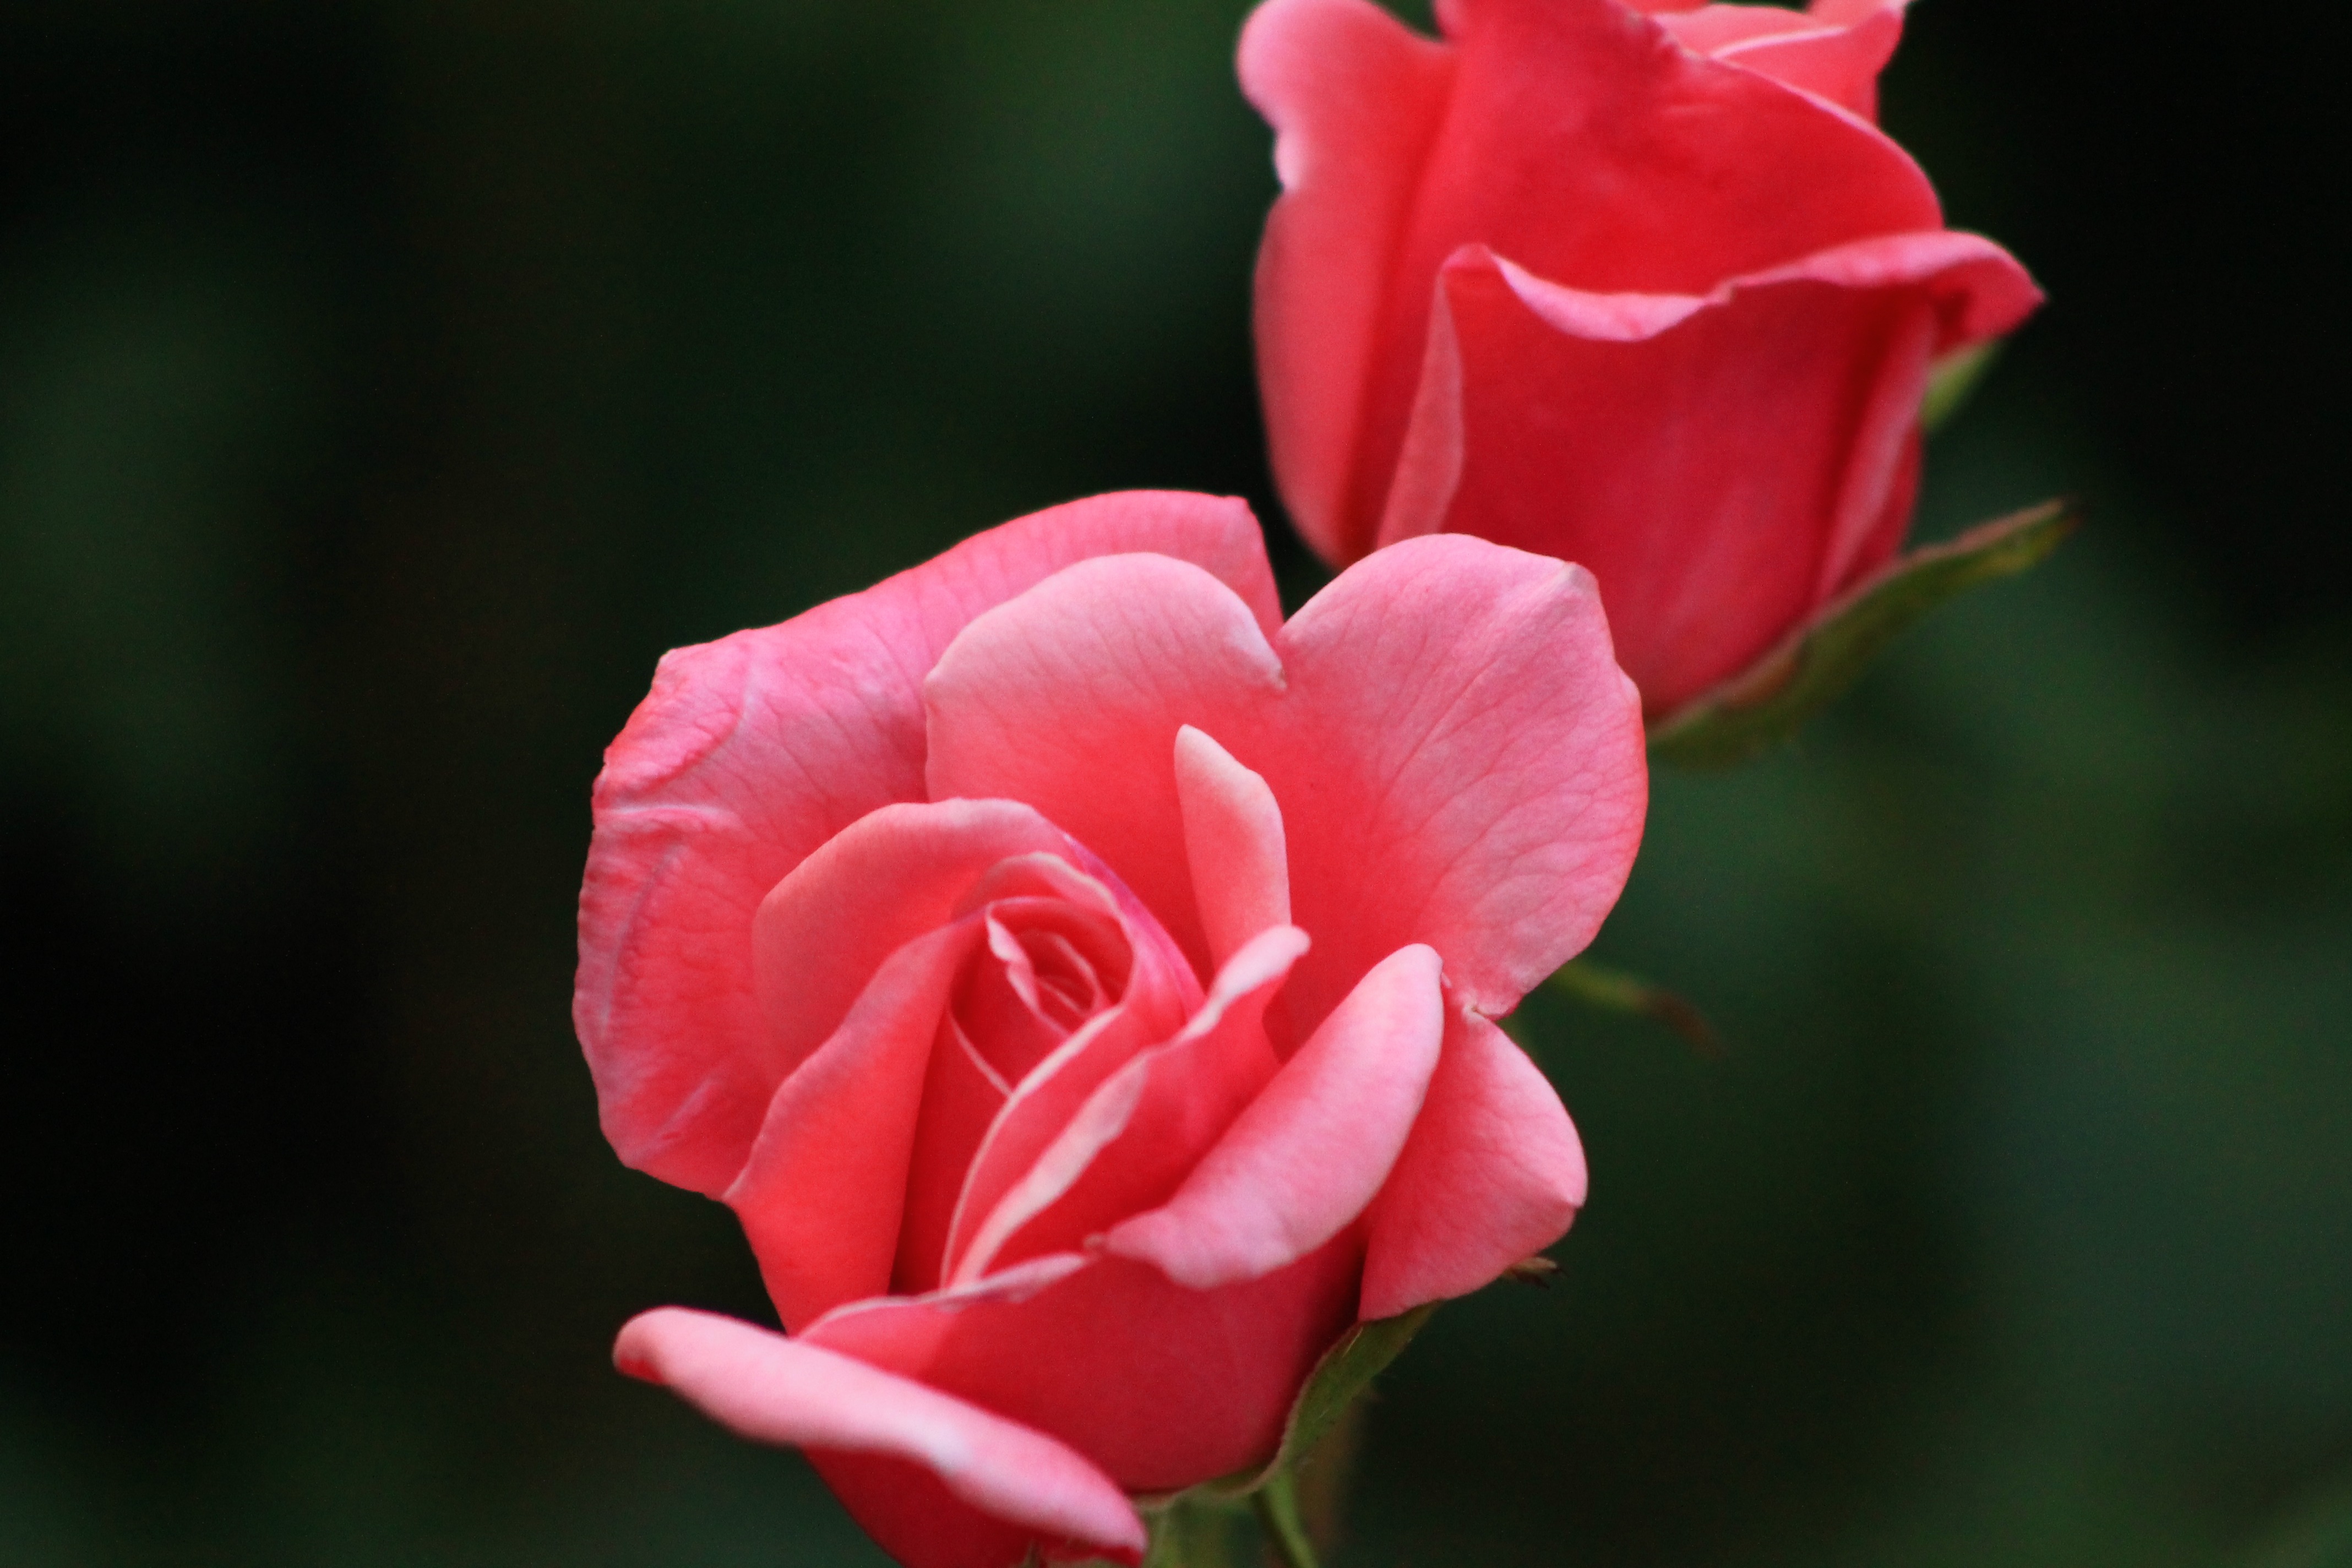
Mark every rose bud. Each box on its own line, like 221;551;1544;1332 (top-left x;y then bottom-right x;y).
1241;0;2045;720
577;491;1647;1568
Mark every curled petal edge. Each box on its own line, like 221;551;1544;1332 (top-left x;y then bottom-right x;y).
1374;229;2040;557
1468;227;2040;356
580;490;1278;1200
1359;1001;1587;1321
614;1306;1146;1564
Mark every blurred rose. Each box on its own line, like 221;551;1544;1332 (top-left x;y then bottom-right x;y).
1243;0;2043;716
577;492;1646;1567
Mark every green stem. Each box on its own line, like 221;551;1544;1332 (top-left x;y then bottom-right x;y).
1251;1472;1320;1568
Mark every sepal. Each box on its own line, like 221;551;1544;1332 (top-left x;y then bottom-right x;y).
1920;340;2002;433
1135;1495;1245;1568
1124;1306;1437;1567
1647;499;2076;768
1163;1303;1437;1508
1548;959;1721;1055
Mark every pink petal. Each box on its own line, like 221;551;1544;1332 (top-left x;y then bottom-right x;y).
954;848;1175;961
1360;1003;1588;1320
957;897;1131;1086
1240;0;1457;562
904;853;1198;1298
924;539;1646;1036
1412;0;1937;287
725;922;980;1332
1652;3;1821;47
1685;0;1909;122
939;907;1201;1286
752;799;1079;1093
579;491;1278;1197
1333;0;1943;554
1106;944;1443;1288
894;1013;1011;1299
1381;232;2039;714
1266;535;1648;1030
955;909;1085;1086
803;1453;1035;1568
952;925;1305;1283
808;1246;1358;1491
1173;726;1291;975
613;1307;1145;1568
924;554;1288;980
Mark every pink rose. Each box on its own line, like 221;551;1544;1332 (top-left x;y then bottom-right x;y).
576;492;1646;1567
1242;0;2045;717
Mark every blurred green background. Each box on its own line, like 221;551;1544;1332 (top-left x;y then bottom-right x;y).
3;2;2346;1564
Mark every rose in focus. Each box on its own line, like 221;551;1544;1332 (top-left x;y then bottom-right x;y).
576;492;1646;1567
1243;0;2044;717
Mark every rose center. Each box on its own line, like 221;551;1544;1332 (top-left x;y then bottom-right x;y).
950;895;1130;1088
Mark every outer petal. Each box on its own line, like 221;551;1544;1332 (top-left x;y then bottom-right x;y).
1338;0;1942;549
726;922;981;1332
614;1308;1145;1568
1360;1003;1587;1320
1265;535;1648;1030
1105;945;1443;1289
1240;0;1457;560
924;554;1288;979
1383;232;2040;714
808;1245;1359;1492
576;491;1277;1197
927;539;1647;1035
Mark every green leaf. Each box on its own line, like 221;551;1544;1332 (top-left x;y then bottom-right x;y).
1647;499;2077;769
1549;959;1722;1055
1921;340;2002;433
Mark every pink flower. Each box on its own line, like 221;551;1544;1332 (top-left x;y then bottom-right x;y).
1242;0;2044;717
576;491;1646;1567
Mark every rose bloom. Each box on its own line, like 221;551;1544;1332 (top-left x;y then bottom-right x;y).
1243;0;2045;717
576;492;1646;1567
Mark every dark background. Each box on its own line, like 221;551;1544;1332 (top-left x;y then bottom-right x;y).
3;2;2348;1564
